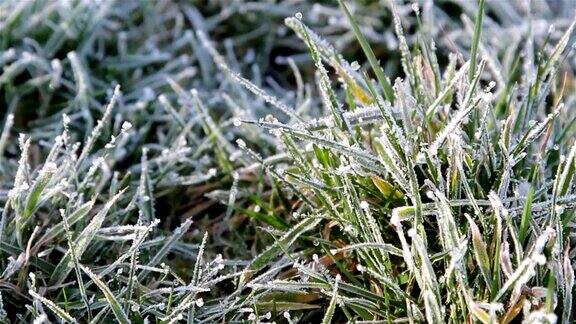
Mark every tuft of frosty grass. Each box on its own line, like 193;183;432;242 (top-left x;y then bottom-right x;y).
0;0;575;322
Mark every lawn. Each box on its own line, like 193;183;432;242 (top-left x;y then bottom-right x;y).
0;0;575;323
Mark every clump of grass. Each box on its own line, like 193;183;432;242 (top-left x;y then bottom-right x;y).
0;0;575;323
221;1;576;322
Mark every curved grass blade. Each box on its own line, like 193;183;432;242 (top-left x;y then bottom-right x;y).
28;290;77;324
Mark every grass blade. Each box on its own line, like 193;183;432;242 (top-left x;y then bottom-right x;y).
80;265;131;324
338;0;395;103
468;0;485;82
29;290;77;324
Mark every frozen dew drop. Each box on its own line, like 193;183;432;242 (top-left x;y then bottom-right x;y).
555;204;565;214
269;128;283;137
43;162;58;173
295;12;303;20
121;121;132;132
236;138;246;148
233;118;242;127
62;113;71;125
350;61;361;71
534;254;546;265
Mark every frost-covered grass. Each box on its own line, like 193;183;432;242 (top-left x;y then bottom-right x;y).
0;0;575;323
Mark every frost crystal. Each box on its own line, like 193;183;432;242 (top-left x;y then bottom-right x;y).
350;61;360;71
236;139;246;148
121;121;132;132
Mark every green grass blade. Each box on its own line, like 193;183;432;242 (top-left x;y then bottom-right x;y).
322;275;340;324
80;265;131;324
28;290;77;324
465;214;492;291
50;189;126;285
468;0;485;82
338;0;395;103
241;217;321;284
